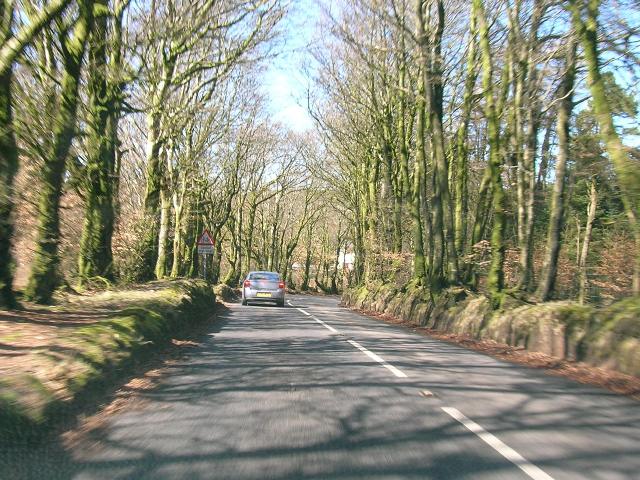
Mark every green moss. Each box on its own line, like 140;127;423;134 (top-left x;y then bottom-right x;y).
599;297;640;338
345;281;640;377
0;280;215;444
213;284;238;302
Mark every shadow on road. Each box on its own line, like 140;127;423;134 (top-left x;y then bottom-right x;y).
2;298;639;480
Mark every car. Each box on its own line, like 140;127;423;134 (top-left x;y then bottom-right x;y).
241;271;286;307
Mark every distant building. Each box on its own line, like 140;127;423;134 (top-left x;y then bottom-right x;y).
339;251;355;271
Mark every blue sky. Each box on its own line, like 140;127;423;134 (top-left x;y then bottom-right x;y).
261;1;640;148
261;0;321;132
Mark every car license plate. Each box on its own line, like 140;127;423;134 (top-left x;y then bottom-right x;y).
256;292;272;298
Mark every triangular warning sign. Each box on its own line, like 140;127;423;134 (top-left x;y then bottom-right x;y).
197;230;214;245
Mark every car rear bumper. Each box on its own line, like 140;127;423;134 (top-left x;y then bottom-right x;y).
243;288;285;303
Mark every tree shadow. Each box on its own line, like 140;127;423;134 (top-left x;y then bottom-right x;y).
2;300;639;479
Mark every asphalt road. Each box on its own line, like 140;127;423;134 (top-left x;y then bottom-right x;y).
7;295;640;479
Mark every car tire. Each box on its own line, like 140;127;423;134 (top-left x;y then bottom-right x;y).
241;298;247;306
277;300;285;307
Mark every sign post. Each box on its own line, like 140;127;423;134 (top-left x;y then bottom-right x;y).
197;230;215;281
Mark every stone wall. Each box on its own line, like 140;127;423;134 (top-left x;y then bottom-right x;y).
343;282;640;377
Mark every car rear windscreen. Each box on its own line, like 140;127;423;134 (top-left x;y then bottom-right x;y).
249;273;280;281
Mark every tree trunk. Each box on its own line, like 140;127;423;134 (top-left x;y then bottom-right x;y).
536;115;554;190
515;1;544;291
570;0;640;295
170;198;184;278
78;0;122;282
26;1;93;302
416;0;458;287
0;68;18;308
301;227;313;291
579;179;597;304
518;106;540;291
411;76;427;285
474;0;506;307
140;59;175;281
211;236;222;284
0;0;73;308
537;38;577;301
454;25;477;256
155;184;172;279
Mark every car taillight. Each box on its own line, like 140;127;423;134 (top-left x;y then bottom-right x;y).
244;280;251;287
278;281;285;289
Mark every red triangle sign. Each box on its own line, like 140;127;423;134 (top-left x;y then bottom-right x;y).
197;230;214;246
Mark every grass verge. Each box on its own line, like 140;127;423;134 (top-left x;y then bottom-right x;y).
0;280;215;444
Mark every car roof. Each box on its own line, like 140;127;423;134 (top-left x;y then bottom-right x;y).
248;271;279;274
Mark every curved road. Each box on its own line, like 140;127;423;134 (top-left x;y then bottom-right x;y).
8;295;640;479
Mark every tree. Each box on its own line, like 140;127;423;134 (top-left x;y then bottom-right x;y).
24;0;95;302
0;0;73;308
570;0;640;295
536;36;577;301
77;0;131;282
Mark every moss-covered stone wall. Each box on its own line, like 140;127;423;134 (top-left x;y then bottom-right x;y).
343;282;640;377
0;280;216;444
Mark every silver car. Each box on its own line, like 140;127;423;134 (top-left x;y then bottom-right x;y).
241;271;286;307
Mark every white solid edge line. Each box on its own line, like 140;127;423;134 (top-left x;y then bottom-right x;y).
296;307;312;317
347;340;408;378
441;407;554;480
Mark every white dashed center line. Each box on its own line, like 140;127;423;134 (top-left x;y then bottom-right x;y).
290;300;408;378
441;407;555;480
347;340;408;378
311;315;339;333
288;300;553;480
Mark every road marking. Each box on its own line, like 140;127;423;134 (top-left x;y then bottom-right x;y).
441;407;554;480
347;340;408;378
311;316;339;333
294;305;336;332
292;301;408;378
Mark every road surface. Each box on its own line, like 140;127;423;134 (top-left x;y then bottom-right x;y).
7;295;640;479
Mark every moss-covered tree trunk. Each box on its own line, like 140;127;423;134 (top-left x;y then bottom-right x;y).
454;23;477;257
139;57;175;281
223;207;242;286
537;38;577;302
364;154;380;283
0;0;74;308
155;184;172;279
186;192;203;278
474;0;506;307
26;1;94;303
78;1;124;283
395;46;410;256
579;178;598;304
514;1;544;292
431;0;459;285
0;68;18;308
411;77;427;285
170;181;187;278
211;235;222;284
140;111;162;280
570;0;640;295
301;224;313;291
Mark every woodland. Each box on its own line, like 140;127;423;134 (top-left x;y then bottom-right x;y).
0;0;639;310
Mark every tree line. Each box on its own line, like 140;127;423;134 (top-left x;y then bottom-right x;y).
310;0;640;306
0;0;347;309
1;0;638;310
